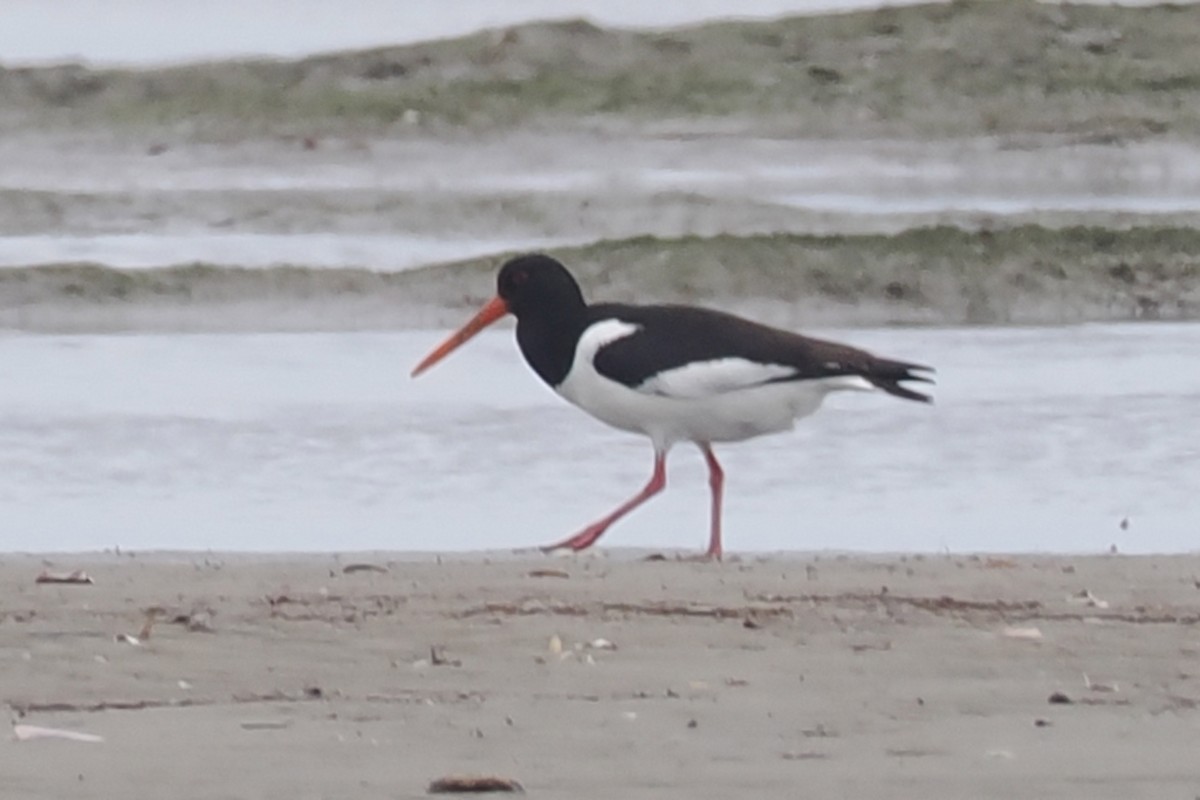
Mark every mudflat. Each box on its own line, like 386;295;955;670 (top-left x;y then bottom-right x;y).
4;551;1200;798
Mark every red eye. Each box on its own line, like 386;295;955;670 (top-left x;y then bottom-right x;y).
511;270;528;285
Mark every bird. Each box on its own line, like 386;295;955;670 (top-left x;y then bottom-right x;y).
412;253;934;559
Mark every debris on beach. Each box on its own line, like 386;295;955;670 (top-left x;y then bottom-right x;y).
35;570;94;585
538;634;614;665
800;723;837;738
342;563;388;574
1083;673;1119;693
239;720;293;731
138;608;160;640
113;608;160;646
265;592;294;611
1048;691;1073;704
170;608;216;633
1002;626;1043;640
1068;589;1110;609
430;646;462;667
427;775;523;794
12;724;103;743
526;568;570;579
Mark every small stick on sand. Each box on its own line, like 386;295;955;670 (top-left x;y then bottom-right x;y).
35;570;94;585
427;775;523;794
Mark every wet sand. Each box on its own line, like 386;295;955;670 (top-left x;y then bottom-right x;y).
5;551;1200;798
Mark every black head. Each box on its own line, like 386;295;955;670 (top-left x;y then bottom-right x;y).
410;253;588;379
497;254;586;321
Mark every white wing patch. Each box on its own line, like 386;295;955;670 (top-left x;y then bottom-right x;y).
557;318;642;407
637;358;798;400
575;319;642;360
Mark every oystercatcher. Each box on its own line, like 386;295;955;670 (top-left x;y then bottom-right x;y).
412;254;933;559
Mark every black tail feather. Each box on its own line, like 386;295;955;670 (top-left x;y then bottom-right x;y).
864;359;935;404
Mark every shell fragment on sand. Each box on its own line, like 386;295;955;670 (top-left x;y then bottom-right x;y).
13;725;103;743
1068;589;1110;609
1083;673;1119;693
1002;626;1043;640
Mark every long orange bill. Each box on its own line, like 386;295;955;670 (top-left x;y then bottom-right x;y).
411;296;510;377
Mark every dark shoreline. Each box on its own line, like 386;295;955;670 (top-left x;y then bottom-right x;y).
3;225;1198;332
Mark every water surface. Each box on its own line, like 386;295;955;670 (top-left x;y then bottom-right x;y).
2;324;1196;554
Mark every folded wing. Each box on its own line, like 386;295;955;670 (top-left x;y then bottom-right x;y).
590;303;934;403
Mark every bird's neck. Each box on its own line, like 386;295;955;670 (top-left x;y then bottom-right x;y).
515;308;588;388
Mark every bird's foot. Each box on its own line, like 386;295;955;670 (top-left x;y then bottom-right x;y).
539;525;607;555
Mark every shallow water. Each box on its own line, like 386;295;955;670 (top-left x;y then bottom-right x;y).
4;136;1199;270
0;232;580;271
2;323;1196;554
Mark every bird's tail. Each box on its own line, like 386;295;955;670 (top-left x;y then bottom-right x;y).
863;358;935;404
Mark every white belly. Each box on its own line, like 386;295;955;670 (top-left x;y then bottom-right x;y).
559;369;866;447
552;335;873;450
554;319;872;449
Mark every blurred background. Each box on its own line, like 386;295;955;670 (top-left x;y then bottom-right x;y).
1;0;1198;554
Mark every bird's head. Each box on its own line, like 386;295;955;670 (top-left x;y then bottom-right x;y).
411;254;584;377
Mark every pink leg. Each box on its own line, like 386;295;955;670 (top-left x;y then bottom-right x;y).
700;444;724;560
541;450;667;553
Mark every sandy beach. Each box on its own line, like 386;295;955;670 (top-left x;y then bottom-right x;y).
4;2;1200;796
5;551;1200;798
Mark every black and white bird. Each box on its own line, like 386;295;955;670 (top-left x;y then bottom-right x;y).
412;254;933;559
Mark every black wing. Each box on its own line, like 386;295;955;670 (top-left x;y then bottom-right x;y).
588;303;934;403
